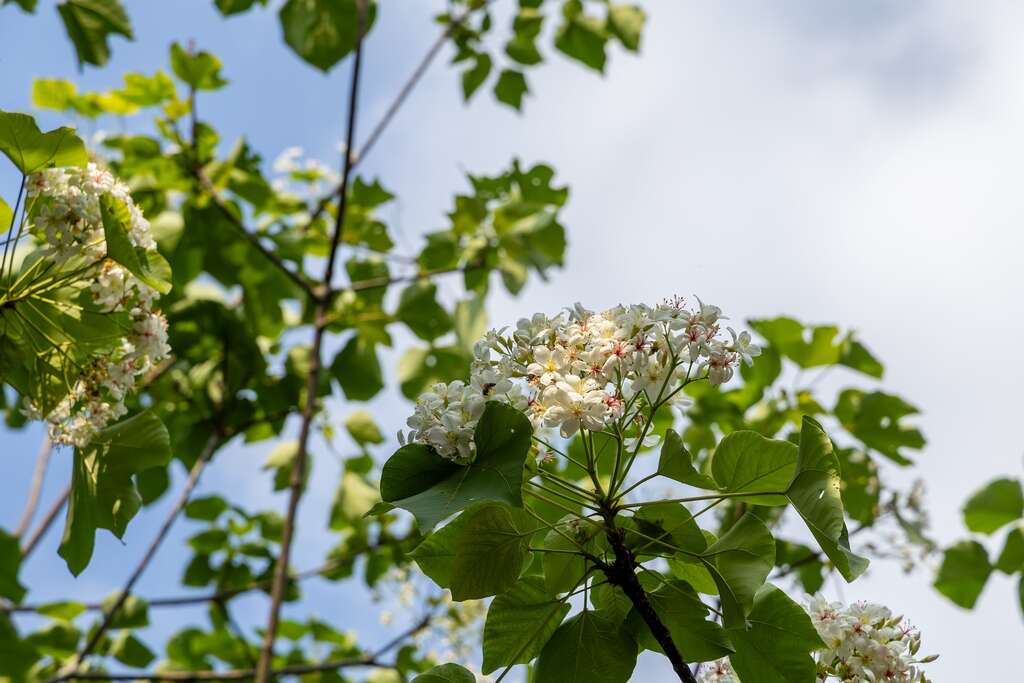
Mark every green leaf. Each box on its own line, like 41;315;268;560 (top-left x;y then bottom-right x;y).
57;0;133;67
411;663;476;683
995;526;1024;574
184;496;228;521
726;584;823;683
329;472;379;526
0;110;88;174
750;317;843;368
494;69;528;110
397;345;469;400
169;42;228;91
0;612;37;678
0;197;10;230
396;281;453;341
279;0;377;72
214;0;265;16
99;193;172;294
451;504;534;600
833;389;924;465
32;79;79;111
344;409;383;445
541;519;592;594
99;592;149;628
330;334;384;401
963;478;1023;535
482;576;570;673
534;610;637;683
699;513;775;628
711;431;797;505
839;338;884;378
608;4;645;51
453;294;487;354
410;506;481;588
461;52;492;101
110;630;155;667
58;411;173;575
657;429;716;490
381;402;532;529
785;416;868;581
34;601;86;621
934;540;992;609
625;579;733;662
554;12;607;73
0;529;25;602
628;503;706;557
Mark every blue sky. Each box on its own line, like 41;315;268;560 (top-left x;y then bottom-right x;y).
3;1;1024;680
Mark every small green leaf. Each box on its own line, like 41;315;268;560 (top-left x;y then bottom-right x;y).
657;429;715;490
995;526;1024;574
381;402;532;529
184;495;228;521
451;504;534;600
0;529;25;602
482;576;570;673
699;513;775;627
330;334;384;401
554;13;607;72
279;0;377;72
32;79;79;111
839;338;884;378
329;472;379;526
785;416;868;581
711;431;797;505
396;281;453;341
534;610;637;683
99;592;149;628
34;601;86;621
461;52;492;101
494;69;528;110
411;663;476;683
726;584;823;683
110;630;155;667
963;478;1023;535
99;193;172;294
169;42;228;91
0;110;87;174
57;0;133;67
344;409;383;445
214;0;265;16
608;4;645;51
934;540;992;609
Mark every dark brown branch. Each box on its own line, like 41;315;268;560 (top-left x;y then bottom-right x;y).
14;436;53;537
48;434;224;683
600;519;697;683
305;1;488;227
253;5;368;682
19;484;69;559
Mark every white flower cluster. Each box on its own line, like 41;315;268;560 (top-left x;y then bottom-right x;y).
696;658;739;682
806;595;933;682
24;164;170;447
403;298;759;464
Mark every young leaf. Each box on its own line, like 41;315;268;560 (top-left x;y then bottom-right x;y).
58;411;172;575
625;579;733;662
99;193;172;294
411;663;475;683
785;416;869;581
278;0;377;72
534;610;638;683
169;42;228;91
494;69;528;110
710;430;797;505
995;526;1024;574
57;0;133;67
451;504;534;600
482;576;570;673
0;110;87;174
726;584;823;683
934;540;992;609
380;402;532;529
657;429;715;490
962;477;1023;535
699;513;775;628
461;52;492;101
607;4;646;51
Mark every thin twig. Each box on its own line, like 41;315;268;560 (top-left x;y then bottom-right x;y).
254;5;368;681
48;434;223;683
19;484;69;559
14;436;53;537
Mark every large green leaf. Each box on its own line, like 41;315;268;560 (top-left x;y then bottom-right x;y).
711;431;796;505
411;664;475;683
410;507;478;588
451;504;534;600
482;576;570;674
58;411;173;575
57;0;133;67
100;193;172;294
726;584;823;683
963;478;1023;535
0;529;26;602
278;0;377;72
396;281;453;341
625;579;733;663
380;402;531;529
934;540;992;609
657;429;715;490
541;521;590;594
785;416;868;581
699;513;774;628
534;610;637;683
0;110;87;174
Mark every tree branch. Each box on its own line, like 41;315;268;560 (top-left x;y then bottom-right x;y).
14;436;53;537
19;484;69;560
48;434;224;683
253;5;368;681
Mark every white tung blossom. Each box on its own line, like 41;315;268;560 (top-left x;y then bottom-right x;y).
403;298;759;464
24;163;171;448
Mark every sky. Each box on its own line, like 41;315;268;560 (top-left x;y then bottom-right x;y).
2;0;1024;680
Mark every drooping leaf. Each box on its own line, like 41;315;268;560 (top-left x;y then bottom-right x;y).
699;513;775;627
0;110;88;174
607;4;646;51
995;526;1024;574
482;576;570;673
58;411;173;575
711;430;797;505
963;478;1023;535
625;579;733;662
726;584;823;683
934;540;992;609
278;0;377;72
57;0;133;67
657;429;715;490
100;193;173;294
534;610;637;683
785;416;868;581
380;402;531;529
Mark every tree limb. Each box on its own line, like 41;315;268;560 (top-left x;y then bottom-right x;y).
14;435;53;537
